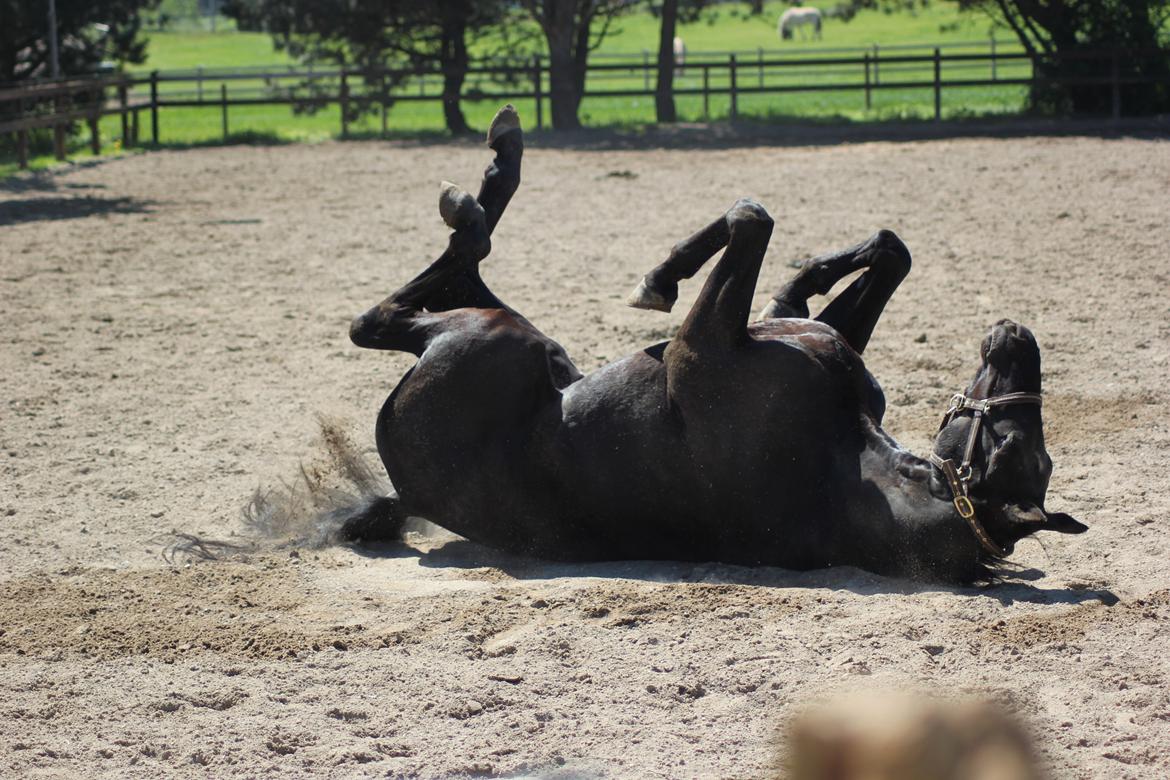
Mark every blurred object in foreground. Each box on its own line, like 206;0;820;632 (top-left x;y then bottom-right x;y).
784;693;1045;780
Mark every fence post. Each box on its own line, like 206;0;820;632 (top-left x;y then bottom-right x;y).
702;64;710;120
17;96;29;168
532;55;544;130
1111;49;1121;120
990;36;997;81
89;86;101;155
729;54;738;121
119;81;129;145
864;53;872;111
340;71;349;139
54;94;67;160
18;128;29;169
933;47;941;121
150;70;160;144
221;83;229;139
380;73;388;137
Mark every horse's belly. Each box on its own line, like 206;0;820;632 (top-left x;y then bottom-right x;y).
553;344;852;563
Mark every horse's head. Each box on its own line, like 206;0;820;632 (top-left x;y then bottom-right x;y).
931;319;1087;557
780;26;793;40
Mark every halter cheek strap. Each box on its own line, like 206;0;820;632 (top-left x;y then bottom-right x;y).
928;391;1043;557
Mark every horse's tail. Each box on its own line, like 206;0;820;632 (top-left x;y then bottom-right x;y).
241;415;400;547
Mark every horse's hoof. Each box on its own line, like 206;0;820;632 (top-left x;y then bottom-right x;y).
487;104;521;145
626;277;675;313
439;181;482;229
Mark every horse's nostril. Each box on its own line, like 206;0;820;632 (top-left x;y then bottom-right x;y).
350;315;369;345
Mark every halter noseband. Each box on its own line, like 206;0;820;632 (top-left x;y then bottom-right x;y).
927;391;1043;556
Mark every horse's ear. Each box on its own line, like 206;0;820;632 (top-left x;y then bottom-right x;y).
1042;511;1088;534
1002;503;1088;535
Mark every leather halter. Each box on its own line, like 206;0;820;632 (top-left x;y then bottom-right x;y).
928;391;1043;556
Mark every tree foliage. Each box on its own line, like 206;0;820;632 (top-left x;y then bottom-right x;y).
222;0;521;133
0;0;157;84
957;0;1170;113
846;0;1170;114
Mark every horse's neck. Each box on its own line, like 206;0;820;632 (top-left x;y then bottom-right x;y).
861;421;955;530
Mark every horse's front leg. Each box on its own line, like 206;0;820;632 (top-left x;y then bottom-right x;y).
759;229;910;355
629;198;773;348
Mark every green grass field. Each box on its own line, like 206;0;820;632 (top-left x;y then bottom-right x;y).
5;1;1032;175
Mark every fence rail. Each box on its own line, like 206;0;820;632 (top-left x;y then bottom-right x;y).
3;44;1166;168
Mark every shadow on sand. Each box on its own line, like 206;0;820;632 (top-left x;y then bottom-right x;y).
356;114;1170;153
350;535;1119;608
0;194;155;226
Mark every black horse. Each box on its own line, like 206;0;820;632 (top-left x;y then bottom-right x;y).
347;105;1086;584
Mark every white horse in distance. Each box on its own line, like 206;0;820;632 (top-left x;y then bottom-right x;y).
673;35;686;73
778;7;823;40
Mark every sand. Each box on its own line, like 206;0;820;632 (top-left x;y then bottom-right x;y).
1;126;1168;778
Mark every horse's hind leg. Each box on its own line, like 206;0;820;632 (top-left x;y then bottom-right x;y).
351;106;525;353
335;491;409;543
425;106;523;313
760;229;910;355
350;180;492;355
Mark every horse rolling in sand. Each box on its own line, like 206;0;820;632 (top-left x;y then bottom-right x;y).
345;105;1086;584
779;7;823;41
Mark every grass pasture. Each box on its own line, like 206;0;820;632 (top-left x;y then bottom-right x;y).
5;1;1034;174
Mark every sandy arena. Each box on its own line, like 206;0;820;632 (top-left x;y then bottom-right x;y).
1;127;1168;778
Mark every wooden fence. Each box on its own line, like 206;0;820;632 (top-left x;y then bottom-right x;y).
2;44;1166;168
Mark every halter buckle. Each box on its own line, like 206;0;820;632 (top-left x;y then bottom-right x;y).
953;495;976;519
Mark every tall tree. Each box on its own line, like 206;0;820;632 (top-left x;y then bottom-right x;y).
654;0;680;122
521;0;635;130
0;0;157;84
223;0;514;134
956;0;1170;114
652;0;708;123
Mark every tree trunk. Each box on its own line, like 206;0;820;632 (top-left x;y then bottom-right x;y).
534;0;583;129
571;6;593;116
439;8;471;135
655;0;678;123
749;0;764;15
